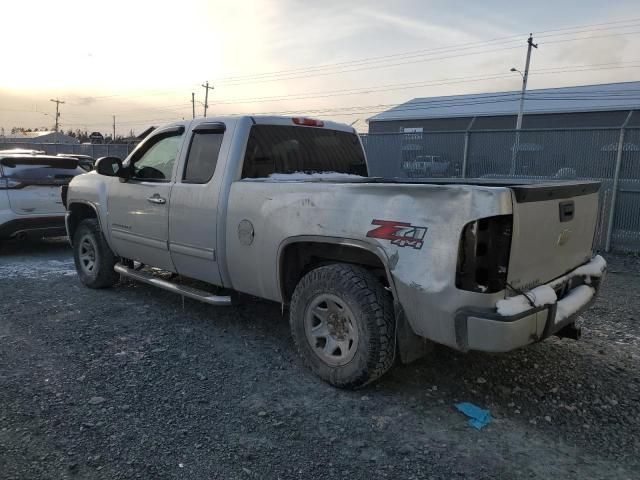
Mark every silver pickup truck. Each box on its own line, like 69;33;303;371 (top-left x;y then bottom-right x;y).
63;115;606;388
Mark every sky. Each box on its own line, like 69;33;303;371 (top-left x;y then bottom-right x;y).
1;0;640;135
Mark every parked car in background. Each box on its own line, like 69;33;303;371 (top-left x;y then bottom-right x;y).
0;154;86;243
57;153;96;171
402;155;451;177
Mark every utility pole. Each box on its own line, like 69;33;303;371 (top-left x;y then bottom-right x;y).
191;92;196;119
201;81;214;117
50;98;65;133
510;34;537;174
515;34;537;130
112;115;116;142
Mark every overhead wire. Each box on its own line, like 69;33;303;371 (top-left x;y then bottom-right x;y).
13;20;640;128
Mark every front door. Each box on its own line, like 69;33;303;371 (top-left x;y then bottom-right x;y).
108;127;185;271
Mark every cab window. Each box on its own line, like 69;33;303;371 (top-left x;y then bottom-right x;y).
131;133;184;181
183;131;224;184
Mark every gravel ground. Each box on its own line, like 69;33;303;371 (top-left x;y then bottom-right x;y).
1;238;639;479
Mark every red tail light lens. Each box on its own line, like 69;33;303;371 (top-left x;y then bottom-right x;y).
292;117;324;127
456;215;513;293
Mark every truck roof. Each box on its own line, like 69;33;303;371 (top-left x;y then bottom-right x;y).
160;115;357;134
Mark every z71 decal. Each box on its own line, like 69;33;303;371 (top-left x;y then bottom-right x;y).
366;219;428;250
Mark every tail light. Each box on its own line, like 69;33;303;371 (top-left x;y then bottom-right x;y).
292;117;324;127
456;215;513;293
0;178;23;189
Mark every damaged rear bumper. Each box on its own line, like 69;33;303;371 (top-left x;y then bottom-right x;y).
454;255;606;352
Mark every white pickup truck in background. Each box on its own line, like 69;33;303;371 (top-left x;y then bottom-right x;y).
63;115;606;388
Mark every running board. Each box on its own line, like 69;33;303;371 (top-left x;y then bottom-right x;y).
114;263;232;306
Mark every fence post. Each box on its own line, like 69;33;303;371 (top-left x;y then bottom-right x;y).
461;116;476;178
605;110;634;252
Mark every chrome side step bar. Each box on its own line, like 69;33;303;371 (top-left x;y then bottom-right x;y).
114;263;232;307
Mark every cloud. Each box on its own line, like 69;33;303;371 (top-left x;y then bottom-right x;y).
73;96;97;107
356;8;478;43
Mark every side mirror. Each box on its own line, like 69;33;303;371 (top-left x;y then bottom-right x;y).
95;156;124;177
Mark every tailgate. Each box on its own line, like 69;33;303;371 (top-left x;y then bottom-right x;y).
507;181;600;290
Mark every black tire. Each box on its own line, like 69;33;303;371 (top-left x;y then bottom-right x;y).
73;219;119;289
289;264;395;389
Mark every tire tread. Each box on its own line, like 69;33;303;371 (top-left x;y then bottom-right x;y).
289;263;395;388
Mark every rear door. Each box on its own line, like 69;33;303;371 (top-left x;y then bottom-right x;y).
168;122;228;285
507;181;600;290
107;126;185;271
0;156;84;215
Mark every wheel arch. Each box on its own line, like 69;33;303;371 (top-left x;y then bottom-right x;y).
66;201;101;245
277;236;398;304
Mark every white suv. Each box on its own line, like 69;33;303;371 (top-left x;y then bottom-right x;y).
0;153;86;242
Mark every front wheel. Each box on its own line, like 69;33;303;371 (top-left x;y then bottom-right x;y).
73;219;119;289
289;264;395;389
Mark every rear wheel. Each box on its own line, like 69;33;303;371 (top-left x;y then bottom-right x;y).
289;264;395;389
73;219;119;289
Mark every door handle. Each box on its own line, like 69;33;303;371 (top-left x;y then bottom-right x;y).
147;194;166;205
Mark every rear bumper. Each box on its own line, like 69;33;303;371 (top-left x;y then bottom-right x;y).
454;257;605;352
0;215;67;239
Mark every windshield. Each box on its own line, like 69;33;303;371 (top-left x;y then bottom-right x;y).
241;125;367;179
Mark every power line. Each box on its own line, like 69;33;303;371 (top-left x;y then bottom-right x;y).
38;24;640;110
84;87;640;128
19;18;640;130
211;17;640;84
21;18;640;116
211;30;640;88
59;78;640;129
28;64;640;130
206;61;640;107
14;61;637;121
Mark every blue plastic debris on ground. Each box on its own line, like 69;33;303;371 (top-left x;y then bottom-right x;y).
455;402;492;430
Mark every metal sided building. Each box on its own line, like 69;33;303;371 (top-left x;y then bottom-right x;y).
363;81;640;178
367;81;640;133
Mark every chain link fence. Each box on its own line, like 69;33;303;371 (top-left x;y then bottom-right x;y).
361;127;640;253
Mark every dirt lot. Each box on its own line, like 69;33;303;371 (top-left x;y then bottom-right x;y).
1;238;639;479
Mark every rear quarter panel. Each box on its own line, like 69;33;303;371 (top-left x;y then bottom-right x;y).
225;180;513;347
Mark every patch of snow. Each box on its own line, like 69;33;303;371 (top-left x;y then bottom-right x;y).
243;171;365;182
555;285;595;324
548;255;607;289
571;254;607;277
496;285;557;317
496;255;606;317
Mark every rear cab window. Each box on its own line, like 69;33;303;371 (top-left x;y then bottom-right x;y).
182;123;225;184
241;125;367;179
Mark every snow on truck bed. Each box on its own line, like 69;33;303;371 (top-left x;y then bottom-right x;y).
243;172;366;181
